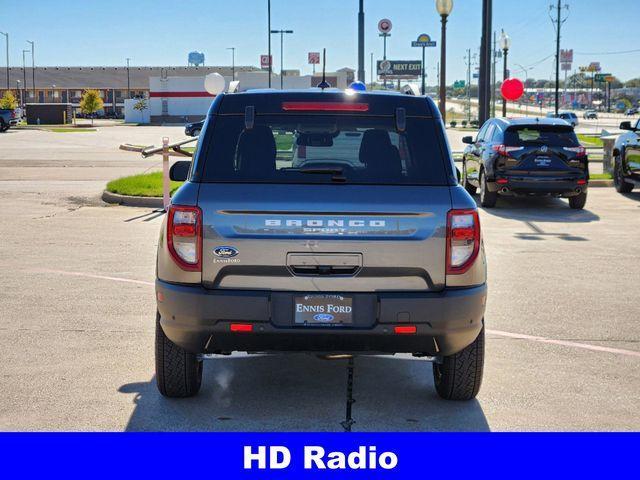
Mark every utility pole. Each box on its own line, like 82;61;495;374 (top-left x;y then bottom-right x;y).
550;0;569;115
465;49;472;123
126;58;131;99
0;32;8;90
27;41;35;102
491;31;497;118
478;0;492;125
357;0;365;83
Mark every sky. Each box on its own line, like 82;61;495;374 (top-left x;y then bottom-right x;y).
2;0;640;83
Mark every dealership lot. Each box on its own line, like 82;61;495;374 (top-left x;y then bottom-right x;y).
0;127;638;431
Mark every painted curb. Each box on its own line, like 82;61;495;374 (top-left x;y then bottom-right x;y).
102;190;164;208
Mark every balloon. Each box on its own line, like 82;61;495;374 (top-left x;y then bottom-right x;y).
501;78;524;102
204;73;226;95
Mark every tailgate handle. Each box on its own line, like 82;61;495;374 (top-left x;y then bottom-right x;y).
287;253;362;277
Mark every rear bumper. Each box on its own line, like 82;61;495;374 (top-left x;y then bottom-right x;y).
488;174;588;196
156;280;487;356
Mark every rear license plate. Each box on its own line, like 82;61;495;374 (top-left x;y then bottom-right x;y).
294;294;353;326
535;156;552;167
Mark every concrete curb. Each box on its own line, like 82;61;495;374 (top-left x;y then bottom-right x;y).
101;190;164;208
589;180;613;188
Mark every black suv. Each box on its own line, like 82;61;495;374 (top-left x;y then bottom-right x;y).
462;118;589;209
613;119;640;193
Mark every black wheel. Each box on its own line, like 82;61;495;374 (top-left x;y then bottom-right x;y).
462;161;477;195
614;155;634;193
192;129;201;136
155;312;203;398
569;192;587;209
479;170;497;208
0;122;8;132
433;327;485;401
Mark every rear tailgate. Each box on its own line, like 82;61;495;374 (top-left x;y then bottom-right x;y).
198;184;451;292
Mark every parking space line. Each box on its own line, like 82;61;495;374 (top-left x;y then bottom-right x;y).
31;268;154;286
487;329;640;358
26;269;640;359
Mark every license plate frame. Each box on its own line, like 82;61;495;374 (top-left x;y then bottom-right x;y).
294;294;354;326
535;156;552;167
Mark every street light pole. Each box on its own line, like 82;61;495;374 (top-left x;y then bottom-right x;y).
436;0;453;122
271;30;293;90
227;47;236;80
500;29;511;117
267;0;272;88
478;0;492;125
22;49;28;105
0;32;8;90
27;41;35;103
126;58;131;99
358;0;365;83
370;52;373;86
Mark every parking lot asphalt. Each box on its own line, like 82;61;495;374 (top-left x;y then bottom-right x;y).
0;127;638;431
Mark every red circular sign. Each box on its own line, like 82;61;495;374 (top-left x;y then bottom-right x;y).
378;19;392;34
501;78;524;101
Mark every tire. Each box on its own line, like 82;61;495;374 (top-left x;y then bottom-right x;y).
155;312;203;398
0;122;8;132
433;327;485;401
479;170;497;208
192;129;201;137
614;155;634;193
569;192;587;209
462;161;477;195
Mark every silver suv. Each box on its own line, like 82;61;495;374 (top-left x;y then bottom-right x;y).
155;90;487;400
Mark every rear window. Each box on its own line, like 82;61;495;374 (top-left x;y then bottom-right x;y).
504;126;579;147
198;115;450;185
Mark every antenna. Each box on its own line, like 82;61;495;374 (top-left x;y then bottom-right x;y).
317;48;331;89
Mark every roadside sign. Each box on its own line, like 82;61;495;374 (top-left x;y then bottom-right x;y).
378;18;392;34
560;49;573;63
604;75;615;82
377;60;422;79
260;55;272;70
594;73;612;82
561;62;572;71
453;80;466;89
473;73;480;79
308;52;320;65
411;33;436;48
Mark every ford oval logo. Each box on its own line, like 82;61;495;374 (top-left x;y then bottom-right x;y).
314;313;335;323
213;246;239;258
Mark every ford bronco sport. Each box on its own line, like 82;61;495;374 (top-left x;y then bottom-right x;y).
155;89;487;401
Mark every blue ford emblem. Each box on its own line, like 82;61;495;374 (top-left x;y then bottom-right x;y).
314;313;335;323
213;246;239;258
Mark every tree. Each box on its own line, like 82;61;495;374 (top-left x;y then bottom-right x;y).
79;89;104;125
133;98;148;123
624;78;640;88
0;90;18;110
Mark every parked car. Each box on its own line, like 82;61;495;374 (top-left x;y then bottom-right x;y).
613;119;640;193
462;117;588;209
184;119;204;137
625;108;638;116
583;110;598;120
156;90;487;400
546;111;579;127
0;109;14;131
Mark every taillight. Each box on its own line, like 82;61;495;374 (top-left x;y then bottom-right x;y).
563;146;586;158
492;145;524;157
167;205;202;272
446;209;481;275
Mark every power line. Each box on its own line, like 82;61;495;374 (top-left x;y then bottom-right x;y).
575;49;640;56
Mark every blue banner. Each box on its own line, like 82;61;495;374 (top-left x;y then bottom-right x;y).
0;433;636;479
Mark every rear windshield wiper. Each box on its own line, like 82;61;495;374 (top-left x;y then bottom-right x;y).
287;167;347;183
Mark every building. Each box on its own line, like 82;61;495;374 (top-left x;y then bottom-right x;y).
1;66;256;116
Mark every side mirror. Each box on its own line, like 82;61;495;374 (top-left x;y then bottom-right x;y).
456;167;462;184
620;121;633;131
169;161;191;182
462;136;474;145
